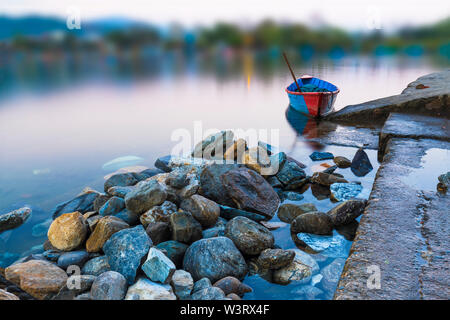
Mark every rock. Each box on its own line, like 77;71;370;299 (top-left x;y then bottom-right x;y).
226;293;241;300
239;146;271;175
323;165;338;175
438;171;450;187
281;191;304;201
52;191;99;219
57;250;90;269
193;277;212;292
183;237;248;282
103;225;152;284
269;152;287;174
199;163;240;207
180;195;219;228
286;156;306;169
221;167;280;219
0;288;20;300
107;186;135;198
224;138;247;160
321;258;346;292
291;212;333;235
267;176;283;188
5;260;68;299
219;205;266;222
273;249;319;285
202;226;225;238
145;222;170;245
104;172;138;193
277;203;318;223
291;285;324;299
310;183;331;200
142;248;176;284
330;183;363;201
259;221;288;230
31;218;52;237
275;160;307;189
154;155;173;173
99;197;125;216
47;211;88;251
192;130;234;159
191;286;226;300
309;151;334;161
256;249;295;269
155;241;188;268
0;207;32;233
170;269;193;299
311;172;348;186
350;148;373;177
86;216;129;252
81;256;110;276
327;199;367;226
86;215;102;231
335;220;359;241
213;276;252;296
225;216;274;255
140;201;177;227
42;250;62;262
124;180;167;215
295;233;348;257
166;168;190;189
125;277;176;300
90;271;127;300
114;209;139;225
333;156;352;168
53;274;96;300
93;194;110;212
169;210;202;244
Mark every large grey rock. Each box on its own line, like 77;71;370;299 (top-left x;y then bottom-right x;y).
90;271;127;300
56;250;90;269
0;207;32;233
224;216;274;255
183;237;248;282
124;180;167;215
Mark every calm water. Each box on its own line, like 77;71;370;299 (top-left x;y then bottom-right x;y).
0;52;442;298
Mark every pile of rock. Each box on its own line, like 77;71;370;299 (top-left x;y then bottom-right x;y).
0;132;372;300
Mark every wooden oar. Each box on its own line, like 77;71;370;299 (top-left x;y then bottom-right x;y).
282;52;302;92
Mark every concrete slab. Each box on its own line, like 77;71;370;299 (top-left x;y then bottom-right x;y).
324;70;450;123
334;138;450;300
379;113;450;161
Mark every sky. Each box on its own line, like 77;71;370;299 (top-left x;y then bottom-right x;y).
1;0;449;31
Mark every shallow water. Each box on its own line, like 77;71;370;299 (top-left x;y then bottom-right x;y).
0;52;441;298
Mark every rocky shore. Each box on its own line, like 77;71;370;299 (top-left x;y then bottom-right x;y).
0;130;373;300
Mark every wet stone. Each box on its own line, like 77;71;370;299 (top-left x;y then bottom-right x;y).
57;250;90;269
257;248;295;270
277;203;318;224
90;271;127;300
327;199;367;226
330;183;363;201
142;248;176;284
155;240;188;268
213;276;252;296
81;256;110;276
350;148;373;177
309;152;334;161
333;156;352;168
291;212;333;235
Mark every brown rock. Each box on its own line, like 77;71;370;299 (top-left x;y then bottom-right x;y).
310;172;348;186
0;289;19;300
180;195;219;228
327;199;367;226
86;216;129;252
47;212;88;251
333;156;352;168
213;276;252;296
257;249;295;269
291;212;333;235
226;293;241;300
146;221;171;245
221;167;280;219
5;260;68;299
140;201;177;227
277;203;317;223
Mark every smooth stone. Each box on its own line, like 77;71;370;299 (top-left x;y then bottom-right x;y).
86;216;129;252
257;248;295;269
309;152;334;161
327;199;367;226
155;241;188;268
199;163;241;207
225;216;274;256
81;256;110;276
107;186;135;198
93;194;110;212
272;249;318;285
0;207;32;233
51;191;99;219
5;260;68;299
146;221;171;245
310;183;331;200
47;211;88;251
190;286;226;300
103;225;152;284
124;180;167;215
113;209;139;225
140;201;177;227
142;248;176;284
202;226;225;238
154;155;173;173
42;250;62;262
219;205;266;222
330;183;363;201
311;172;348;186
277;203;318;223
90;271;127;300
31;218;51;237
104;172;138;193
180;195;220;228
333;156;352;168
213;276;252;296
125;277;176;300
221;167;280;219
183;237;248;283
57;250;90;269
169;210;202;244
170;269;194;300
291;212;333;235
321;258;346;292
335;219;359;241
99;197;125;216
350;148;373;177
193;277;212;293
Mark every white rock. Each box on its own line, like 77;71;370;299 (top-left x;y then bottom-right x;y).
125;277;176;300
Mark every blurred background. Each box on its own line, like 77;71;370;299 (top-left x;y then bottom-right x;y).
0;1;449;264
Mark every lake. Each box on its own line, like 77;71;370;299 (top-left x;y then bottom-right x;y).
0;51;442;298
